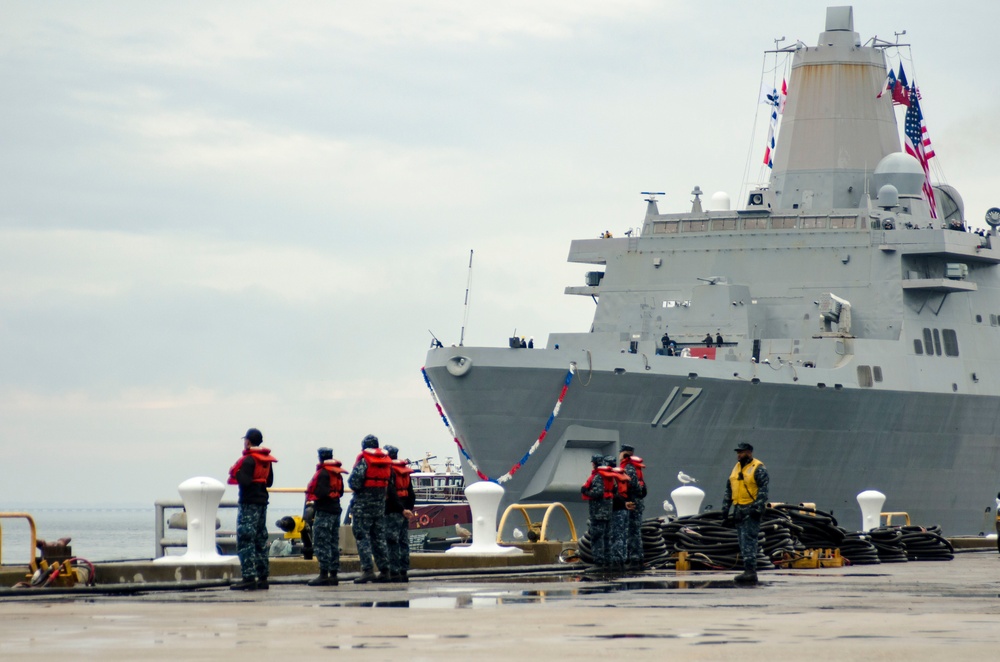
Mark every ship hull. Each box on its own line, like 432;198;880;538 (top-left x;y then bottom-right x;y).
425;354;1000;536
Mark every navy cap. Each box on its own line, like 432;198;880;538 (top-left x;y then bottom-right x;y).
591;453;604;465
620;443;635;453
384;445;399;459
734;442;754;452
362;434;379;449
604;455;616;467
243;428;263;446
317;447;333;462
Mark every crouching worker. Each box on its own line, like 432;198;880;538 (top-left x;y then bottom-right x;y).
305;447;347;586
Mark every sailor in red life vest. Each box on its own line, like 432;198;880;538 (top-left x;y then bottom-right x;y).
605;456;632;571
227;427;277;591
383;445;416;582
347;434;392;584
305;447;347;587
619;444;648;569
581;454;615;569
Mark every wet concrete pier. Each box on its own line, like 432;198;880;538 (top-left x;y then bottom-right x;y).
1;551;998;659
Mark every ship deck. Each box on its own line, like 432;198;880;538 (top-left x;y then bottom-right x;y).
2;550;998;658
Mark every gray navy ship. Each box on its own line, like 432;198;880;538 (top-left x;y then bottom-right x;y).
424;6;1000;535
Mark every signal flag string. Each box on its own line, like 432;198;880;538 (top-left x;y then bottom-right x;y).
420;363;576;483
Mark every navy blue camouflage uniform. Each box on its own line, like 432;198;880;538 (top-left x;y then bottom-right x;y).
606;457;628;570
581;455;612;567
722;457;769;576
227;429;276;588
384;446;416;578
621;454;646;566
348;438;390;577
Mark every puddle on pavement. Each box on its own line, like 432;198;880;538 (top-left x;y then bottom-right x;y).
324;578;751;609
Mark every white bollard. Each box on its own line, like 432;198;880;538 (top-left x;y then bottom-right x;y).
155;476;237;565
671;485;706;518
446;481;522;555
856;490;886;532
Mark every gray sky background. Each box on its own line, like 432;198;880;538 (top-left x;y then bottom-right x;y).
2;1;998;507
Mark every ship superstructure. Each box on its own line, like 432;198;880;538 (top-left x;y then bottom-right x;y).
424;7;1000;534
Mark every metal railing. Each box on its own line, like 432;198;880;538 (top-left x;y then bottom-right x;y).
0;512;39;571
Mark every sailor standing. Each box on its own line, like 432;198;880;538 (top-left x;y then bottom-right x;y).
384;445;416;582
304;447;347;586
619;444;647;569
721;442;769;584
581;454;614;568
348;434;392;583
227;428;277;591
606;456;631;571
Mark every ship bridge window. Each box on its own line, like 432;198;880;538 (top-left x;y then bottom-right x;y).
744;218;768;230
933;329;942;355
991;314;998;326
857;365;873;387
652;221;679;234
913;339;923;355
873;366;883;382
714;219;737;231
800;217;827;229
771;217;797;229
682;220;708;232
831;216;858;229
918;328;959;357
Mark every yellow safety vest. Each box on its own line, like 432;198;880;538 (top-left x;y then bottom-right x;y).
729;458;764;505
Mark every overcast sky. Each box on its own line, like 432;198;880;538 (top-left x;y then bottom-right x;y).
2;1;998;508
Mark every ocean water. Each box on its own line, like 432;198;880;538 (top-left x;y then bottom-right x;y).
0;502;306;564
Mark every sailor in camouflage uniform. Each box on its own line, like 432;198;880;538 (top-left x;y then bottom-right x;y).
619;444;647;568
227;428;277;591
721;442;769;584
581;454;613;568
384;445;416;582
304;447;347;587
348;434;392;584
605;456;630;571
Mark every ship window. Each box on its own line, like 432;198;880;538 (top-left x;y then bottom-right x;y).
652;221;679;234
922;329;933;356
744;218;768;230
772;217;796;229
830;217;856;229
800;217;827;229
873;366;883;381
713;219;737;231
682;220;708;232
942;329;959;356
932;328;942;356
857;366;873;387
976;314;982;323
991;314;998;326
913;339;923;355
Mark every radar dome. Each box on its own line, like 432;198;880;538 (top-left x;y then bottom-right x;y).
708;191;731;211
873;152;925;198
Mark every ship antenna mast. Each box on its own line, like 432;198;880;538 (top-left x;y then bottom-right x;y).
459;249;474;347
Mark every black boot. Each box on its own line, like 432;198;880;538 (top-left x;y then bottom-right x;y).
230;577;257;591
398;571;408;583
256;577;269;590
376;571;392;583
354;570;377;584
308;570;331;587
734;569;758;585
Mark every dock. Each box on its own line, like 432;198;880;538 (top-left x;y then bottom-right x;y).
1;548;998;657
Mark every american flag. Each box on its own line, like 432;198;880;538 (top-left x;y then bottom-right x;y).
903;82;937;218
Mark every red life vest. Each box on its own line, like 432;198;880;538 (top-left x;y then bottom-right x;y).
622;455;647;491
306;460;346;501
582;468;618;500
390;460;414;498
356;449;392;489
227;447;278;485
611;468;630;498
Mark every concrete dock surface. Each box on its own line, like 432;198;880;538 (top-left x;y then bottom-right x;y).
1;550;998;660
